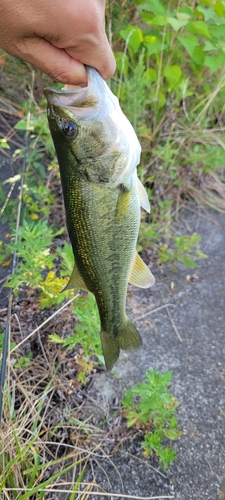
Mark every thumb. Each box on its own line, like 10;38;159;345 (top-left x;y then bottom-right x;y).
16;38;88;85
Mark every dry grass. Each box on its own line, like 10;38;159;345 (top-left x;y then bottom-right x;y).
0;329;116;499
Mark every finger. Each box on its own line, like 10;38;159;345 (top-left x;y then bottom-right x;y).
66;34;116;80
15;38;88;85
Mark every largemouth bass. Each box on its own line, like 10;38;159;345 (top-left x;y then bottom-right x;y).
44;67;155;369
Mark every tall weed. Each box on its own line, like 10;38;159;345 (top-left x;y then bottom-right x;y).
109;0;225;245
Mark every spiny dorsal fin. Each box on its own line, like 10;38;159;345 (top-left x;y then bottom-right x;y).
137;177;150;213
63;264;89;292
129;252;155;288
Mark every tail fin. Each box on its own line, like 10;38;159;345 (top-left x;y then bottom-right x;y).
100;318;142;370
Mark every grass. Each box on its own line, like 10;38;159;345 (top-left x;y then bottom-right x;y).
107;0;225;228
0;348;105;499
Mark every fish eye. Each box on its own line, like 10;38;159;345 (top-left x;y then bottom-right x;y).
62;121;77;138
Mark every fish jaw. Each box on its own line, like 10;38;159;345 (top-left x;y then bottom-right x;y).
44;67;141;188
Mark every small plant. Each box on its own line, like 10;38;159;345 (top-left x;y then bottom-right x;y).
5;220;71;308
137;198;175;252
49;292;104;381
14;351;33;369
71;294;102;360
121;369;181;469
0;333;32;370
15;99;55;158
158;232;208;268
0;137;10;151
0;333;16;355
56;241;75;277
50;243;104;376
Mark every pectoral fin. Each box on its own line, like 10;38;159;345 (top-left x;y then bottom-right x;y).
137;177;150;213
63;264;89;292
129;252;155;288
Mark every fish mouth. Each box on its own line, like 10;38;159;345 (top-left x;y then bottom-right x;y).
44;84;89;108
44;66;104;109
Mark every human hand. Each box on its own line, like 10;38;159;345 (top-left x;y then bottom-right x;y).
0;0;115;85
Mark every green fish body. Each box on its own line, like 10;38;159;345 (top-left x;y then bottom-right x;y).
44;68;155;369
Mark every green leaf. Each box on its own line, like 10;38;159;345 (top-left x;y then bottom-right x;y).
168;17;189;31
214;0;225;18
0;138;10;149
181;257;197;268
149;14;168;26
197;6;216;21
176;10;191;21
163;65;183;88
144;67;157;86
204;52;225;73
187;21;211;38
15;119;33;131
192;46;205;65
143;35;162;55
209;24;225;39
177;6;192;17
49;333;64;344
195;250;208;259
137;1;166;15
164;429;180;440
203;40;218;52
158;447;176;469
157;91;166;108
57;242;74;276
0;333;16;352
177;34;198;57
120;26;143;53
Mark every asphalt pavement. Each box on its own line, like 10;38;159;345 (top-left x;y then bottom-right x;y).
85;207;225;500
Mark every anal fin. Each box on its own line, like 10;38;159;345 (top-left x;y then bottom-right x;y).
129;252;155;288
